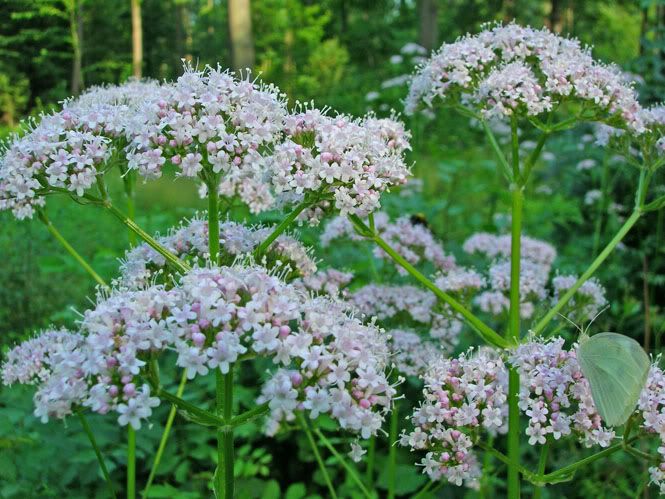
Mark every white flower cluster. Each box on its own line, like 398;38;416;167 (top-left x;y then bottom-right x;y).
509;337;615;448
268;109;411;217
637;365;665;493
116;217;317;288
551;275;608;319
400;349;508;488
350;284;462;351
1;66;411;221
0;80;167;220
389;329;443;378
406;23;645;132
321;213;455;273
3;264;395;439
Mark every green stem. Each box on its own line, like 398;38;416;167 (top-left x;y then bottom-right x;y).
253;199;311;257
124;171;137;246
354;217;508;348
222;370;234;499
142;371;188;498
532;442;549;499
156;387;225;426
388;405;398;499
365;436;375;488
413;481;444;499
297;412;337;498
482;119;512;182
313;429;372;498
532;438;639;485
127;426;136;499
77;413;117;499
507;184;524;499
104;202;190;274
37;209;108;288
533;209;642;335
208;174;220;264
510;116;520;180
520;133;549;184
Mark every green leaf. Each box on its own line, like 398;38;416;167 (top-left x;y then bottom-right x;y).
285;483;307;499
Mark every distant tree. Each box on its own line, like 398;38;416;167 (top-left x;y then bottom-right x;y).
228;0;255;69
418;0;438;51
66;0;84;94
131;0;143;77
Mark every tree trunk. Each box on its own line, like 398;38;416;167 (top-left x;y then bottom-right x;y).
548;0;565;32
131;0;143;77
69;0;84;95
418;0;438;52
228;0;255;70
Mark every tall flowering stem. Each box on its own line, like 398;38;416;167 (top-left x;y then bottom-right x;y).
348;215;509;349
78;413;117;499
37;209;107;288
314;429;372;498
507;184;524;499
387;403;399;499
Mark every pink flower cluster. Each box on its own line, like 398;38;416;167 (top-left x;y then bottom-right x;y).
551;275;608;320
406;23;645;132
2;264;395;439
509;337;615;448
0;80;166;219
400;348;508;488
116;217;317;288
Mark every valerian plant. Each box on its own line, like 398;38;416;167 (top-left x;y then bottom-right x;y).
1;22;664;499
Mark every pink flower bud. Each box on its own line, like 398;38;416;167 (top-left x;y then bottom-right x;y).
279;325;291;338
359;399;371;409
121;375;132;384
192;332;206;346
290;372;303;386
108;385;119;397
123;383;136;397
171;155;182;165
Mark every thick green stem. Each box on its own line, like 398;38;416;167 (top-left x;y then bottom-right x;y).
37;210;108;288
297;412;337;498
533;442;549;499
127;426;136;499
314;429;372;498
388;405;399;499
533;209;642;335
253;199;311;257
142;371;188;498
78;413;117;499
214;370;235;499
357;219;508;348
104;202;190;274
507;185;524;499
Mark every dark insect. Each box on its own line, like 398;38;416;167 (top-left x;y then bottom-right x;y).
409;213;429;228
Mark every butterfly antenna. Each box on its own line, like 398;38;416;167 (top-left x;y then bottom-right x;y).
583;305;611;336
556;312;584;336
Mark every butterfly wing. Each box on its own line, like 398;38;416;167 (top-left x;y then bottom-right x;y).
577;333;650;427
